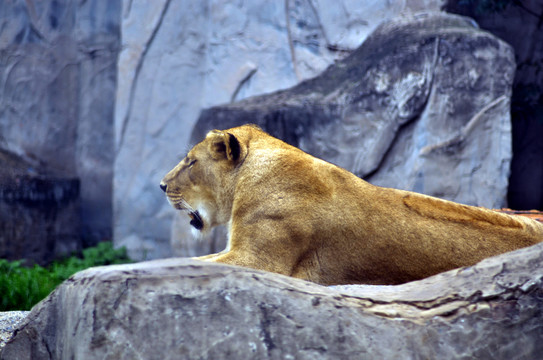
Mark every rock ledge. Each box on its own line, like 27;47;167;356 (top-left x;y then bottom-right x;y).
2;241;543;359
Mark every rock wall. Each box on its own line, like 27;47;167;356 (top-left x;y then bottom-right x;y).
0;149;81;265
446;0;543;210
3;242;543;359
0;1;121;245
114;0;446;260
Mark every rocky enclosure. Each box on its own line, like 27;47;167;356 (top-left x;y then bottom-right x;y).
193;13;513;207
0;1;120;245
0;3;539;358
3;241;543;359
0;1;528;266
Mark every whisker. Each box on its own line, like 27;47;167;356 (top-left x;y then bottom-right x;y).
176;144;194;160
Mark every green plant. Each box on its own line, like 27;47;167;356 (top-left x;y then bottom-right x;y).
0;242;132;311
0;260;58;311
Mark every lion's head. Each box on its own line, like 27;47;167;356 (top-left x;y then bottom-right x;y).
160;129;244;232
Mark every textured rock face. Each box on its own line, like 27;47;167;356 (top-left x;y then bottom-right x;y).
446;0;543;211
3;242;543;359
113;0;445;260
0;1;120;244
0;149;81;265
193;12;514;208
0;311;28;351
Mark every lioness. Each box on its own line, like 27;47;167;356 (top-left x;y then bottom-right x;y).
160;124;543;285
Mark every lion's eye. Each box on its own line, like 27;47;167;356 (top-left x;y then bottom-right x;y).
188;159;197;168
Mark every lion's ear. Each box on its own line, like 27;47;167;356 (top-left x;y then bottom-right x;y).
207;131;241;162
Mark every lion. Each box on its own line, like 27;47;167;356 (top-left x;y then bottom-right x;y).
160;124;543;285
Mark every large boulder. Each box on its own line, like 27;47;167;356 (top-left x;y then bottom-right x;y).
113;0;445;260
3;242;543;359
0;1;120;244
447;0;543;211
193;12;514;207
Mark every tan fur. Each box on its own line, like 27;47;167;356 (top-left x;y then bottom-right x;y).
160;125;543;285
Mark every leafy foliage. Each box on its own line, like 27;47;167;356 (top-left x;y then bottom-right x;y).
0;242;132;311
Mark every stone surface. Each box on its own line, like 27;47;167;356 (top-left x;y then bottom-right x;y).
446;0;543;210
0;149;81;265
190;12;515;255
193;12;514;208
0;1;121;244
113;0;445;260
3;241;543;359
0;312;28;351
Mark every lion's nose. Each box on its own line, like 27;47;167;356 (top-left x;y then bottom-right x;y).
160;183;167;192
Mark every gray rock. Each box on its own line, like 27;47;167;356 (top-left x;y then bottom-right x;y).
0;149;81;265
193;12;514;210
3;242;543;359
0;1;120;244
447;0;543;212
113;0;445;260
0;312;29;351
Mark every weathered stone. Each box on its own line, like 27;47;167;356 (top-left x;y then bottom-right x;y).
193;12;514;209
113;0;445;260
0;149;80;265
0;1;121;244
3;241;543;359
0;312;28;351
446;0;543;210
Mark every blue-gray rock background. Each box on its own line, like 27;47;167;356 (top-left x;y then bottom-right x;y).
445;0;543;211
0;1;120;247
1;0;542;262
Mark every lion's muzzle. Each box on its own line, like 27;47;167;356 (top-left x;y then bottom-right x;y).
160;182;204;230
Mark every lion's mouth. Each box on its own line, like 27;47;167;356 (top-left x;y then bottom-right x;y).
189;211;204;230
169;197;204;231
